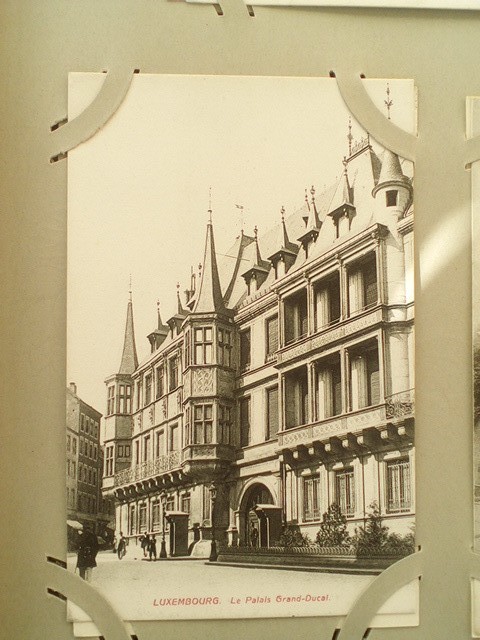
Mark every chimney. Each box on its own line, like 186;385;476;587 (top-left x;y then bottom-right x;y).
69;382;77;395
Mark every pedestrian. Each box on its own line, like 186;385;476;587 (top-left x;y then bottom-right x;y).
148;534;157;561
117;531;127;560
250;523;259;548
112;534;117;554
140;533;149;557
76;524;99;581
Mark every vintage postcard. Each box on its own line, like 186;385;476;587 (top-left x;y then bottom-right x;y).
66;74;417;630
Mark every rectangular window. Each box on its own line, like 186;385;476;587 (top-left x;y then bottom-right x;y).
117;384;125;413
139;503;147;533
303;475;321;521
169;357;178;391
125;445;130;457
117;384;132;414
165;495;175;512
317;356;342;420
184;330;191;367
118;445;124;457
151;500;161;532
136;380;143;410
80;414;85;431
129;504;136;535
169;423;180;451
67;460;71;476
266;386;279;440
72;461;76;478
219;405;232;445
350;343;380;411
284;289;308;345
72;438;77;454
240;397;251;447
144;435;151;462
240;329;251;371
203;485;211;522
193;405;213;444
387;459;411;513
386;189;398;207
85;418;90;435
335;468;355;517
145;374;152;405
156;429;165;457
348;253;378;315
315;273;341;330
107;387;115;415
265;315;279;362
181;492;191;515
135;440;140;465
156;364;164;398
67;435;71;452
285;366;309;429
218;328;232;367
105;446;114;476
194;327;213;365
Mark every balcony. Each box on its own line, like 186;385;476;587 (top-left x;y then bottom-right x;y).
114;450;181;487
181;443;236;481
278;390;414;457
276;306;384;367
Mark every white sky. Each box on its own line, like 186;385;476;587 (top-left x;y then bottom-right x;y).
67;74;415;414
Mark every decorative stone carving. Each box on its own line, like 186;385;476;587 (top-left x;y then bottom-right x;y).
192;368;214;395
162;398;167;419
149;406;154;426
278;308;382;364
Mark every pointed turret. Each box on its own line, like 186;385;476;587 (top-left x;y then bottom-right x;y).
118;293;138;374
372;148;412;221
147;300;169;353
298;186;321;254
241;226;270;295
328;158;356;237
268;207;299;279
193;214;226;314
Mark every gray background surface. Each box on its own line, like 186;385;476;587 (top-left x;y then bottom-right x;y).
1;2;479;638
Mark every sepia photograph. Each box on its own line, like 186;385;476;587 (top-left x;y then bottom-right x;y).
66;74;416;628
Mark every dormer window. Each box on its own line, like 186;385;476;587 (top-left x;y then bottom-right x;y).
386;190;398;207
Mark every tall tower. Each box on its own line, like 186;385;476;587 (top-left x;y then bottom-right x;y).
102;292;138;492
181;213;236;513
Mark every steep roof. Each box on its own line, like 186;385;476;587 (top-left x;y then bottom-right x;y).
118;297;138;375
193;217;226;314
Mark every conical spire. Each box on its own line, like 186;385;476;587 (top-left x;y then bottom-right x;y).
298;186;321;247
305;186;321;231
372;148;412;199
329;159;354;213
193;216;226;314
268;206;298;261
377;148;408;185
118;294;138;375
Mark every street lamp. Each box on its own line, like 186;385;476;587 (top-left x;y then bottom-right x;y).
209;484;218;562
160;492;167;559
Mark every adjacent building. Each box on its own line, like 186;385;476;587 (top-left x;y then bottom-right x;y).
102;135;415;554
67;383;112;540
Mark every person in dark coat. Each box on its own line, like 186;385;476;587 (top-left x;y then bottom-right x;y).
117;531;127;560
76;524;99;581
140;533;149;557
148;534;157;561
250;523;259;548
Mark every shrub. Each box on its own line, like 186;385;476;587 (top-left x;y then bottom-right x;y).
353;501;389;552
276;524;311;548
316;503;351;547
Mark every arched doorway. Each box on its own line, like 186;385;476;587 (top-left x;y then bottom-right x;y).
239;483;277;547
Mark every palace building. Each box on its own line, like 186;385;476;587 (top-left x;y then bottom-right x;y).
102;136;414;555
